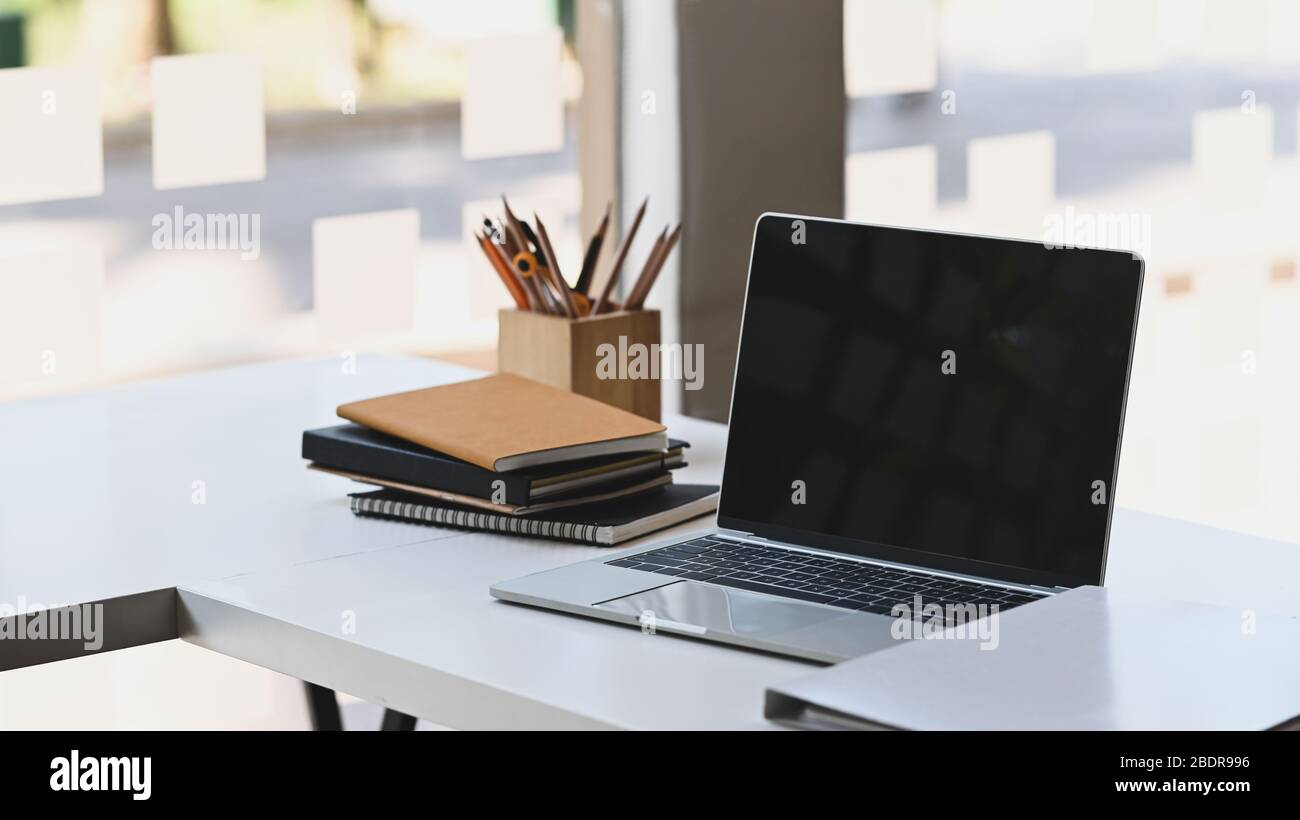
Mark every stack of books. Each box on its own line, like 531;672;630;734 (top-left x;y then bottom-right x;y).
302;373;719;546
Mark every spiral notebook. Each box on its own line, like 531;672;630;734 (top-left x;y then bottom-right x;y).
349;485;719;546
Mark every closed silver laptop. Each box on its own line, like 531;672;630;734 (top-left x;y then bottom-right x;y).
491;214;1144;663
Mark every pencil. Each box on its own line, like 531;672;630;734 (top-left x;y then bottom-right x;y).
536;268;566;315
576;202;611;295
500;196;532;258
627;223;681;310
534;213;579;317
477;231;529;309
592;197;647;315
534;265;566;315
500;197;552;313
484;222;535;310
625;228;667;309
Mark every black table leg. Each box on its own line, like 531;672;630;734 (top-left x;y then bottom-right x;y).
380;709;418;731
304;681;417;730
304;682;343;731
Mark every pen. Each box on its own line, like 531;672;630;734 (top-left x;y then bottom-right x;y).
519;221;543;256
576;202;610;295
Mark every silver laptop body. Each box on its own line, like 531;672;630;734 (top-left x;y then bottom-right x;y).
492;214;1144;664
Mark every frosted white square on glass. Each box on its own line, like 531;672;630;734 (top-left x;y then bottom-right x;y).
462;28;564;160
1266;0;1300;64
0;66;103;206
312;209;419;339
1199;419;1260;513
844;0;937;97
1193;106;1272;204
151;54;266;190
1198;0;1269;64
967;131;1055;217
845;145;936;224
0;244;103;386
1087;0;1163;74
1197;262;1266;370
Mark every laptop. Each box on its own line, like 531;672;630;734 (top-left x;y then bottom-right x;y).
491;214;1144;663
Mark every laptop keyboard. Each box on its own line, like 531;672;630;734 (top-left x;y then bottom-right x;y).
606;536;1048;616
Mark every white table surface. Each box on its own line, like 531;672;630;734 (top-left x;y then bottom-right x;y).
0;356;481;611
4;355;1299;728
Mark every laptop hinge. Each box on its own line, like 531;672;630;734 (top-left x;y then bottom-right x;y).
717;528;754;539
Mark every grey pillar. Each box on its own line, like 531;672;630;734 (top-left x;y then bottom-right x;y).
676;0;846;420
578;0;845;421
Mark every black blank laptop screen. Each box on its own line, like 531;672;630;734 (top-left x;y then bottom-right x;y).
718;216;1142;588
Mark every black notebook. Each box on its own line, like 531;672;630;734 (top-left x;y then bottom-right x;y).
304;424;687;505
349;485;720;546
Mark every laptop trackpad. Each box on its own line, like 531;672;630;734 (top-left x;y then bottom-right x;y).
595;580;848;638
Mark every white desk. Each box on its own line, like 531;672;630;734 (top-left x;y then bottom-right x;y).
4;356;1299;728
0;356;476;669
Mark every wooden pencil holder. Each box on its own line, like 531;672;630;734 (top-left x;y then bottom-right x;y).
498;308;662;421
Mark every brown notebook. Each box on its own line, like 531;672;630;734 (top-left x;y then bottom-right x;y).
337;373;667;472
